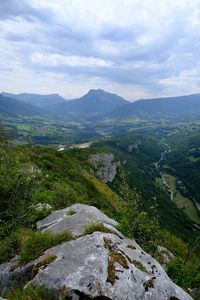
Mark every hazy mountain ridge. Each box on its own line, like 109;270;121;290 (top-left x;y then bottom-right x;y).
107;93;200;120
1;90;200;121
1;92;66;108
46;89;128;117
0;94;43;116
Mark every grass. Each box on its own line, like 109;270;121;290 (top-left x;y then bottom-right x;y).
20;230;73;263
86;172;123;214
188;155;200;163
32;255;57;277
127;244;136;250
165;175;200;224
84;223;114;235
107;250;129;285
103;237;129;285
0;230;22;263
66;209;76;216
132;260;148;273
0;229;72;264
155;177;163;186
8;285;54;300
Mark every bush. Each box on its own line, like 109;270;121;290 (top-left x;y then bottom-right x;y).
167;257;200;290
0;230;22;263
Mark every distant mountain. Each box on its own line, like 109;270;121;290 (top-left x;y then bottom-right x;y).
2;89;199;122
47;89;128;118
107;94;200;120
0;94;43;116
2;92;66;108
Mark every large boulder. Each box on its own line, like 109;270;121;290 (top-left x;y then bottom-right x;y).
0;204;193;300
30;232;192;300
36;203;119;236
0;256;36;296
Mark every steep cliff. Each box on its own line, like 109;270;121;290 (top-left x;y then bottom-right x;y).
89;153;121;183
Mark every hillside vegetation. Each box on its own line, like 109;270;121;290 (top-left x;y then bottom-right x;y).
0;123;200;299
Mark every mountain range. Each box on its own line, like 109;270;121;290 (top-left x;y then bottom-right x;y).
0;94;43;117
46;89;128;118
109;94;200;120
1;89;200;121
2;92;66;108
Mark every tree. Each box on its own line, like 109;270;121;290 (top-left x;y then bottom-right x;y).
113;168;160;254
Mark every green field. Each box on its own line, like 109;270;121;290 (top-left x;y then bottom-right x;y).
188;155;200;163
165;174;200;225
155;177;163;186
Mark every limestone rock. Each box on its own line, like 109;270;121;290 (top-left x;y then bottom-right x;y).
36;203;118;236
0;204;193;300
0;256;35;296
89;153;121;183
127;141;141;153
30;232;192;300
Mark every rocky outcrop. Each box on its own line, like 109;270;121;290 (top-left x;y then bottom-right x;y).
0;204;193;300
0;256;35;296
127;141;141;153
89;153;121;183
30;232;192;300
37;203;119;236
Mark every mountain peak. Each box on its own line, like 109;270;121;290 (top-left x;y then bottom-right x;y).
87;88;106;95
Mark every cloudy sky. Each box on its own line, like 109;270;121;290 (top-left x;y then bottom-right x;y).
1;0;200;100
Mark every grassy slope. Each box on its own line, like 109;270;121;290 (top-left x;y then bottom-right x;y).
91;135;200;243
1;134;200;298
165;174;200;224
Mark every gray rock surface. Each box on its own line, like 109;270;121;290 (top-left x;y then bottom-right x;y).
37;203;118;236
0;204;193;300
127;141;141;153
0;256;35;296
89;153;121;183
30;232;192;300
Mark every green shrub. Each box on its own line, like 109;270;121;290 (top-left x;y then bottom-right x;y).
31;188;55;204
167;257;200;290
0;229;25;263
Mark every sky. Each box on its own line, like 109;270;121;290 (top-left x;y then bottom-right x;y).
1;0;200;101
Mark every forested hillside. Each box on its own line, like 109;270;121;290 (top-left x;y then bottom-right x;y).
0;123;200;299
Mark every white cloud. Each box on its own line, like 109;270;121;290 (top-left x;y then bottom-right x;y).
0;0;200;100
31;52;112;67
